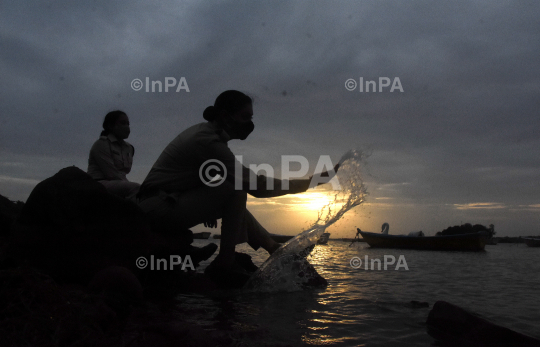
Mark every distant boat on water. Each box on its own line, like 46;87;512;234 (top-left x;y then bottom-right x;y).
358;227;488;251
341;238;366;243
193;232;211;239
485;237;498;245
524;238;540;247
317;232;331;245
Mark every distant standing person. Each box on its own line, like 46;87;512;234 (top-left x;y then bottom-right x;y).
87;110;140;199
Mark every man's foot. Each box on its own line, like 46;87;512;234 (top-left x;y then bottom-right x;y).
268;242;282;255
235;252;258;273
187;243;218;267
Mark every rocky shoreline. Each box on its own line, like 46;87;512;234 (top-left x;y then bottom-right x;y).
3;166;539;346
0;166;277;346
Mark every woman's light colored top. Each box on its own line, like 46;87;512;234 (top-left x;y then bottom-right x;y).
87;133;134;181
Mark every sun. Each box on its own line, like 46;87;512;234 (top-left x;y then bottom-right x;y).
291;191;334;211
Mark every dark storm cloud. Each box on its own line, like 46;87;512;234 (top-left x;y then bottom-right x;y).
1;0;539;234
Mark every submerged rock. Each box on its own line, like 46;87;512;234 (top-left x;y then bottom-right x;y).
244;254;327;292
427;301;540;347
408;300;430;308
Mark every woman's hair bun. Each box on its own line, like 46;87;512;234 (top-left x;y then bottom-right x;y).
203;106;217;121
203;91;253;121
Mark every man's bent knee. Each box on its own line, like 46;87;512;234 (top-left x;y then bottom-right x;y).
211;181;247;201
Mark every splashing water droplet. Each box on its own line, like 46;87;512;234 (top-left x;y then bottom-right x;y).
244;149;368;292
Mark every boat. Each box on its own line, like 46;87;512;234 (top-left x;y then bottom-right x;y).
524;238;540;247
193;232;211;239
358;228;488;251
270;234;294;243
317;232;331;245
485;237;498;245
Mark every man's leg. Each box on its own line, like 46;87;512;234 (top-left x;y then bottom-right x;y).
168;182;250;268
173;184;281;265
242;209;281;254
139;182;280;268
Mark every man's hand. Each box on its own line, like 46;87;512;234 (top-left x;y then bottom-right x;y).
204;219;218;228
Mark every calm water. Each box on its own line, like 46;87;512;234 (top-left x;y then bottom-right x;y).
181;240;540;346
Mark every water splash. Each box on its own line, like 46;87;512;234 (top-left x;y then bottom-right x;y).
244;149;368;292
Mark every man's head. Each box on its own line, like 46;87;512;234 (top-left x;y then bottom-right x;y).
203;90;254;140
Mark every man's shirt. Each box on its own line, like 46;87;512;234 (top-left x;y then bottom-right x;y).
140;122;309;198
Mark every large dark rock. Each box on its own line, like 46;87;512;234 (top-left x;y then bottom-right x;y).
427;301;540;347
5;166;219;297
9;166;153;285
0;266;226;346
0;266;121;346
0;194;24;237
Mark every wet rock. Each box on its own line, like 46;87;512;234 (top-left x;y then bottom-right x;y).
127;321;219;347
245;255;327;291
89;266;143;316
426;301;540;347
296;258;328;288
204;257;252;289
0;266;120;346
408;300;429;308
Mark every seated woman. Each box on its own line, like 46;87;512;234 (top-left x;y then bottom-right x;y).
137;90;338;287
87;110;140;200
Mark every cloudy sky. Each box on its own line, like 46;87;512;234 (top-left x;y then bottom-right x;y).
1;0;539;237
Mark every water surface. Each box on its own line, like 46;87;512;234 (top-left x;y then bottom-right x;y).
183;240;540;346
